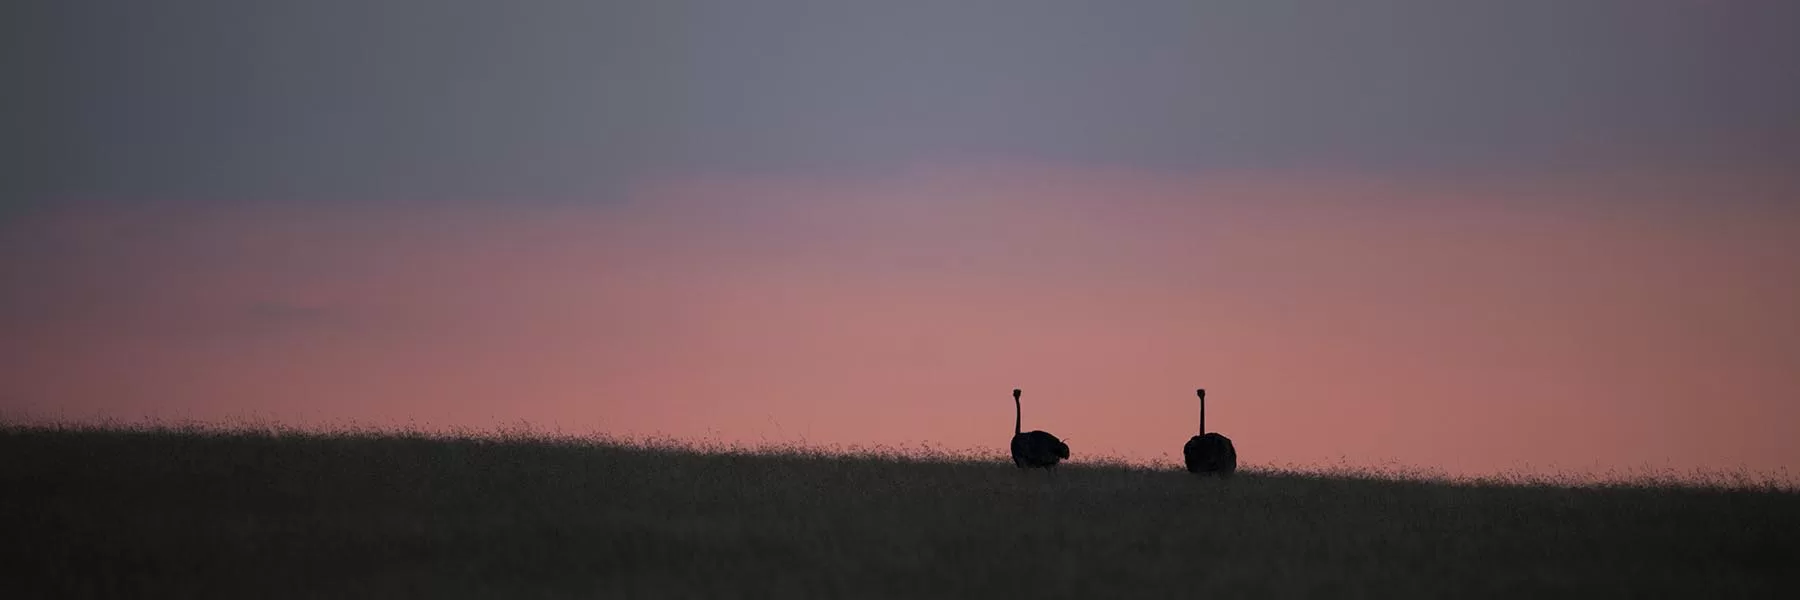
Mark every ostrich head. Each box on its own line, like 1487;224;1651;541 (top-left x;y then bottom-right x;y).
1011;388;1023;436
1196;388;1207;435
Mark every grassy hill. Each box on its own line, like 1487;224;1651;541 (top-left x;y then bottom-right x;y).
3;423;1796;599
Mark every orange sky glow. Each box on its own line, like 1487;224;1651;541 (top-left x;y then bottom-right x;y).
4;163;1798;479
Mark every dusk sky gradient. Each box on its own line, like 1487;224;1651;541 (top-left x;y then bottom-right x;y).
5;1;1799;477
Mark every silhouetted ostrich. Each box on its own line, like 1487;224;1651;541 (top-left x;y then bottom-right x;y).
1183;388;1237;476
1010;388;1069;472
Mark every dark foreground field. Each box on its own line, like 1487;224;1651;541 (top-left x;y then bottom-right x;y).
3;425;1797;599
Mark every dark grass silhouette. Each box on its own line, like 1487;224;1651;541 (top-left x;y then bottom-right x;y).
4;422;1799;599
1009;388;1069;473
1183;388;1237;476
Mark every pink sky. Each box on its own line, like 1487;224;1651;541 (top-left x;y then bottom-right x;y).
4;163;1798;477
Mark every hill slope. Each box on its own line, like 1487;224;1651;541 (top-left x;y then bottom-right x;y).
3;425;1796;598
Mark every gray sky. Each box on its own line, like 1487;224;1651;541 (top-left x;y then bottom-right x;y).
5;2;1800;476
7;0;1799;210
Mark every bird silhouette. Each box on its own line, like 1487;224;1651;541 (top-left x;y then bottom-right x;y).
1183;388;1237;476
1010;388;1069;472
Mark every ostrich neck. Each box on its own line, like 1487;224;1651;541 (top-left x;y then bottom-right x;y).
1014;397;1021;436
1199;396;1206;435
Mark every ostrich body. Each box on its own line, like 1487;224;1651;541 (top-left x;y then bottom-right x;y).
1183;388;1237;476
1010;389;1069;471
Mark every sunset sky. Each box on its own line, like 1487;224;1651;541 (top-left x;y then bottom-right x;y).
5;1;1799;477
